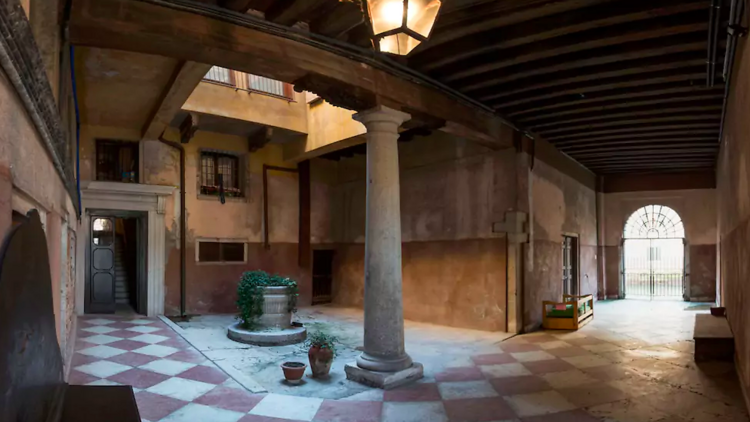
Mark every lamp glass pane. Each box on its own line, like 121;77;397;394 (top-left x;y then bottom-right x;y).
406;0;441;38
368;0;404;36
379;33;421;55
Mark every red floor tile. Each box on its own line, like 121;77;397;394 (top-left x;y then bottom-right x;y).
523;335;558;344
70;353;99;367
106;351;161;367
159;337;192;349
471;353;517;365
149;329;180;338
107;339;150;351
68;369;99;385
489;376;553;396
313;400;382;422
435;366;486;382
565;337;606;346
107;322;137;330
583;364;639;381
522;358;576;375
194;387;265;413
384;382;442;402
107;329;146;339
178;365;229;384
499;343;542;353
520;409;600;422
107;368;170;389
167;349;207;364
444;397;518;422
134;391;188;421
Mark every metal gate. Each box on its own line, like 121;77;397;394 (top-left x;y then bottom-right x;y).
623;238;684;299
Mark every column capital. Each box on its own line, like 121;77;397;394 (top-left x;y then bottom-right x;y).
353;105;411;127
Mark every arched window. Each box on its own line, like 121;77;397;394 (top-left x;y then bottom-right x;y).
623;205;685;239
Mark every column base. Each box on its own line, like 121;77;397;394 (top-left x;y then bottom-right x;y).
345;362;423;390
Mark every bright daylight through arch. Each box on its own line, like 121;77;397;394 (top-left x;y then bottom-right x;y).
623;205;685;239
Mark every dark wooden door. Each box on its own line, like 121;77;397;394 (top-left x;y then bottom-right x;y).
89;216;116;313
312;250;334;305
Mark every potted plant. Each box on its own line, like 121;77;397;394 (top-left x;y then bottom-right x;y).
305;331;338;378
236;271;299;331
281;361;307;384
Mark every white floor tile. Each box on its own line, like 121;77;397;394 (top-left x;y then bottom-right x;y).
129;334;168;344
340;389;385;401
249;393;324;421
146;377;217;401
85;318;117;325
159;403;244;422
562;354;611;369
510;351;556;362
479;363;532;378
75;361;131;378
86;379;122;386
82;326;119;334
438;380;499;400
81;334;121;345
541;369;598;389
133;344;179;358
382;402;448;422
127;319;156;325
139;359;196;376
126;326;161;334
78;345;127;359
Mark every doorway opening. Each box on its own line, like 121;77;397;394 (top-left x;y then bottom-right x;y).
562;235;579;296
86;212;147;315
623;205;685;300
312;250;334;305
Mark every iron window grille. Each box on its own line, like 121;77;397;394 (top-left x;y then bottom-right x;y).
247;74;294;100
95;140;139;183
203;66;235;86
200;151;241;197
623;205;685;239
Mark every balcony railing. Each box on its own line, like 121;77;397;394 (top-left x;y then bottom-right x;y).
204;66;294;100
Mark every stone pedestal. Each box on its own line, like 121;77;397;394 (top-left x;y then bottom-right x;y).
345;105;423;388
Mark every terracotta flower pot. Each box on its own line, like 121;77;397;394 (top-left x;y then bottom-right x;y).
281;361;307;384
308;345;334;378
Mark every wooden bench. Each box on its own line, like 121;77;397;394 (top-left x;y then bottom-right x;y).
0;210;140;422
542;294;595;330
694;313;734;362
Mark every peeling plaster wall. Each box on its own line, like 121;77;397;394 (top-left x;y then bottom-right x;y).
0;68;78;363
600;189;717;300
717;34;750;407
330;132;515;331
525;159;597;331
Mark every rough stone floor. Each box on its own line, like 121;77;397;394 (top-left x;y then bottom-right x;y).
69;300;749;422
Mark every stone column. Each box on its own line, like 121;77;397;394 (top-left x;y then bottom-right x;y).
345;105;423;389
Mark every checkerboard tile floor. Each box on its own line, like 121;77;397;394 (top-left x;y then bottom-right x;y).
71;304;749;422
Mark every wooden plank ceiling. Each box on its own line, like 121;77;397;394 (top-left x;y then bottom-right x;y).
200;0;727;174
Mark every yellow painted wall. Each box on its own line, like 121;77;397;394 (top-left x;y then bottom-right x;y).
283;100;365;162
183;81;308;134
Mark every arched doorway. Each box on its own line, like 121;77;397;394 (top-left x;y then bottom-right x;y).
622;205;686;300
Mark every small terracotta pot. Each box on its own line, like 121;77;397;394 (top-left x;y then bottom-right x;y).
281;361;307;384
308;345;334;378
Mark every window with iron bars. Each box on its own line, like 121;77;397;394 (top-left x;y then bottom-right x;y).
96;140;139;183
203;66;294;100
197;241;246;263
200;151;242;197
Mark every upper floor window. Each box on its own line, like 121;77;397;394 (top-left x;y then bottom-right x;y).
96;140;138;183
204;66;235;86
200;151;241;197
203;66;294;100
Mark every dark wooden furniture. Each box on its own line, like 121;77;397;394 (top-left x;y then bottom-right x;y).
0;210;140;422
694;313;735;362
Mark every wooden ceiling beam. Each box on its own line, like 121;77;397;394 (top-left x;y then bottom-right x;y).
417;1;706;74
455;33;709;93
309;1;363;39
536;113;722;136
553;130;720;146
432;16;707;82
560;138;717;152
493;69;706;109
582;158;715;166
427;0;611;47
477;55;705;102
506;83;721;118
545;123;720;141
141;61;212;140
69;0;512;149
573;147;717;159
529;104;723;130
264;0;332;26
520;94;725;124
592;164;715;173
